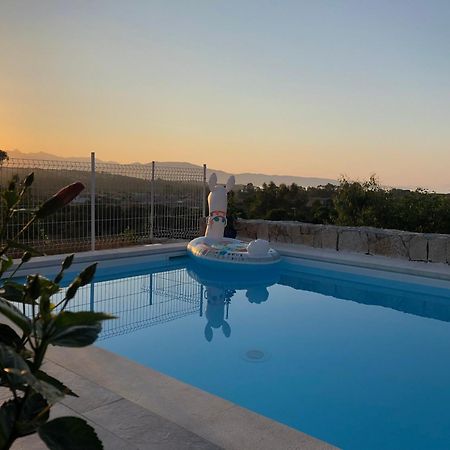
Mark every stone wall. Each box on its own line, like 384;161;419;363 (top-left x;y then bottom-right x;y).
234;219;450;265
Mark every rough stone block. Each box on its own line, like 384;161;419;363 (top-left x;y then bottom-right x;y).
297;233;314;246
338;229;369;254
319;227;338;250
256;222;269;240
236;220;258;239
267;223;290;243
408;235;428;261
428;237;448;263
367;231;408;259
282;223;298;243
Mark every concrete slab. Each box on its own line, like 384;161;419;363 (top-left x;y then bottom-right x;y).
41;360;122;413
10;403;135;450
85;398;220;450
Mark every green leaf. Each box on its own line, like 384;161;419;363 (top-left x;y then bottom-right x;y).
48;324;103;348
65;278;81;301
62;254;74;271
2;190;19;208
0;324;23;351
78;264;97;287
47;312;114;348
54;254;75;284
38;416;103;450
36;276;60;297
0;281;27;303
0;344;64;404
0;298;31;334
0;399;17;448
35;371;78;397
0;343;31;390
16;392;49;436
0;256;13;277
6;240;43;256
53;311;115;328
21;251;33;263
23;172;34;188
27;274;41;300
24;275;60;304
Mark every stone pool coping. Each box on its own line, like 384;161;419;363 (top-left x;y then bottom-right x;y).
7;241;450;449
5;344;336;450
42;345;335;450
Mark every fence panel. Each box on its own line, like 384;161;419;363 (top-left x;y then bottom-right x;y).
0;157;205;255
93;160;153;249
153;165;205;239
0;158;92;254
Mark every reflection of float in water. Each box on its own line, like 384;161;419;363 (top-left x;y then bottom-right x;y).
187;260;280;341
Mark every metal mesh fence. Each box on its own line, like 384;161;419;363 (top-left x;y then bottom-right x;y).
153;165;206;239
0;157;206;255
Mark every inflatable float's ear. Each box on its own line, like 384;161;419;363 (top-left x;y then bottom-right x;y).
208;173;217;191
226;175;235;192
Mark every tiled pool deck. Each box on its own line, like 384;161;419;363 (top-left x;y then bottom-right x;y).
5;242;450;449
7;344;335;450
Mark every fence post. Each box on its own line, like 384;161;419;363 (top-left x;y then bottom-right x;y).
90;152;96;251
202;164;207;218
150;161;155;240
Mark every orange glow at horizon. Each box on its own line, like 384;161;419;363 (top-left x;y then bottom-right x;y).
1;1;449;192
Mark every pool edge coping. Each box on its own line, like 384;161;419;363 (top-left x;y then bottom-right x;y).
46;345;337;450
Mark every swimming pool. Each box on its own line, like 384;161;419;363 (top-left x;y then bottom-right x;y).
65;255;450;450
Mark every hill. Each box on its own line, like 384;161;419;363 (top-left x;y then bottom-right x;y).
7;150;337;188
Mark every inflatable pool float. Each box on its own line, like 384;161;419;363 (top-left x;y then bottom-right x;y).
187;173;280;267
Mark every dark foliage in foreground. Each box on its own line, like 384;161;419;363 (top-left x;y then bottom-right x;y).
0;170;114;449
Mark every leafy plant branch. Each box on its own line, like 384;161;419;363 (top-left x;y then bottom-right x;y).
0;170;114;450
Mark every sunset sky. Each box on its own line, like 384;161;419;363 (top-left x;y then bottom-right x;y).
1;1;449;191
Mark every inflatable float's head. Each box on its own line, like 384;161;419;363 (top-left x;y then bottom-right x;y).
205;173;235;240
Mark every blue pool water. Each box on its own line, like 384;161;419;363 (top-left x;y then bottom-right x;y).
73;257;450;449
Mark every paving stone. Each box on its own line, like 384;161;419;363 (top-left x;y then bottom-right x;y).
11;403;134;450
0;387;12;401
42;360;121;413
194;404;336;450
85;398;220;450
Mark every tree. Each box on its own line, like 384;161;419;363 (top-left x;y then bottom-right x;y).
0;150;8;165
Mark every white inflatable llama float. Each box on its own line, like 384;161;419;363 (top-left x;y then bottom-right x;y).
187;173;280;266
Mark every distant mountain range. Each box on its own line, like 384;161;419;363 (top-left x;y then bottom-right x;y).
7;150;337;187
